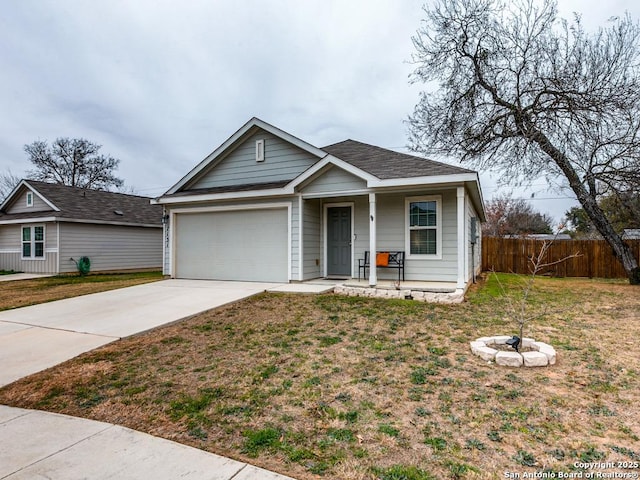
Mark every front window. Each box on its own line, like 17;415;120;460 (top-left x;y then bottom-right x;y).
22;225;45;259
406;196;441;257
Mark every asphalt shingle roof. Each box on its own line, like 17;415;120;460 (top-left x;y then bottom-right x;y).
0;180;162;226
169;180;291;197
321;140;475;179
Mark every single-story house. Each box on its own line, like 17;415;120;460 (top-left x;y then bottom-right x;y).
153;117;485;292
0;180;163;274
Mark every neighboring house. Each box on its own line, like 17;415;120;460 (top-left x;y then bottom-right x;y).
153;117;485;292
0;180;163;274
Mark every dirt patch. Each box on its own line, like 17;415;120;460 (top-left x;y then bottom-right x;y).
1;275;639;479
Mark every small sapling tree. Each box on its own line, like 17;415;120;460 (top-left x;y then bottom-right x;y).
492;229;581;348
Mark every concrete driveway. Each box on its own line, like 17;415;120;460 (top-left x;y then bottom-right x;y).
0;278;304;479
0;279;280;387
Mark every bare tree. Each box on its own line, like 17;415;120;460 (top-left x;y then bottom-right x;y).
408;0;640;284
0;170;22;202
24;138;123;191
484;193;553;237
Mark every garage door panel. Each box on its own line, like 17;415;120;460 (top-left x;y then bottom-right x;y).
175;209;288;282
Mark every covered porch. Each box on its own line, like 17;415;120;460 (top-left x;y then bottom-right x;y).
298;186;474;291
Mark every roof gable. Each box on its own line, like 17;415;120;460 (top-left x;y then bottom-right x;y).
298;164;368;195
1;181;59;214
186;128;320;191
0;180;162;226
166;117;328;195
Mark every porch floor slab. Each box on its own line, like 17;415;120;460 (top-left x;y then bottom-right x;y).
343;279;458;293
268;282;337;294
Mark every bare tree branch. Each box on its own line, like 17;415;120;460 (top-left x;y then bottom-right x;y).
409;0;640;284
0;170;22;202
24;138;123;191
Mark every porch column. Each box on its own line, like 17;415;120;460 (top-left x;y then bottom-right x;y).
369;193;377;287
456;186;466;290
298;195;304;281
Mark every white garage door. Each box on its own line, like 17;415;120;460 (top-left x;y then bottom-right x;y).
174;208;288;282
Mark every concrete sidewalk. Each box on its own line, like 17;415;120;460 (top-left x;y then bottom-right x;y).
0;279;307;479
0;406;294;479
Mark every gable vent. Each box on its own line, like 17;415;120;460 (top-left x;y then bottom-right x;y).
256;139;265;162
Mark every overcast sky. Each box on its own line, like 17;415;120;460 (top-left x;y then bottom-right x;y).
2;0;639;222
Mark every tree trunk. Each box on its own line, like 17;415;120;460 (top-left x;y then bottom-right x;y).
578;191;640;285
529;126;640;285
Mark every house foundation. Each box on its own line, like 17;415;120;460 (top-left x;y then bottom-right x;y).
335;281;465;304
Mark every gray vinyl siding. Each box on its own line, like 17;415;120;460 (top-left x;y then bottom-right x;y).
0;222;58;273
58;223;162;273
190;130;318;190
467;199;481;279
302;199;321;279
301;167;367;194
351;191;459;283
163;189;463;283
352;197;371;276
0;252;58;273
0;224;19;250
5;189;53;214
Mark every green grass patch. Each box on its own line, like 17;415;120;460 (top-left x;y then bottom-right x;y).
372;465;435;480
0;269;20;275
410;366;437;384
327;428;356;442
318;335;342;347
241;427;283;457
424;436;447;451
168;387;223;421
513;450;537;467
378;423;400;437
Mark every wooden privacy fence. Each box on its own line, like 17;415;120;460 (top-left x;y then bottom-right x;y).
482;237;640;279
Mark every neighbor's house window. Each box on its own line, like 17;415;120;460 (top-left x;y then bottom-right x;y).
26;192;34;207
22;225;45;259
406;196;441;257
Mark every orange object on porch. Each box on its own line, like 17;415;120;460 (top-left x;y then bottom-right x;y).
376;252;390;267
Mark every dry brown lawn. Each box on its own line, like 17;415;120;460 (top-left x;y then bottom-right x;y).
0;271;163;311
1;274;639;479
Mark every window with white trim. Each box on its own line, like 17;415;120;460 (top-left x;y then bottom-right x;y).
26;192;33;207
22;225;45;259
406;196;441;257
